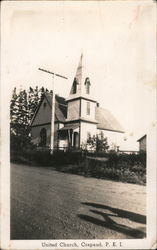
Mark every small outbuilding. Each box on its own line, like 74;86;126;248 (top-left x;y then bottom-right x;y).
137;134;147;152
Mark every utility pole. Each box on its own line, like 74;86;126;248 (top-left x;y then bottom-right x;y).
38;68;68;154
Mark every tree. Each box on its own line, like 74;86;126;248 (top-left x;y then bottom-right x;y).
10;87;18;135
10;88;30;151
10;86;52;151
86;131;109;153
40;86;45;99
28;86;40;121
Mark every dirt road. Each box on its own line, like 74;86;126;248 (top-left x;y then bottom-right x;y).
11;163;146;239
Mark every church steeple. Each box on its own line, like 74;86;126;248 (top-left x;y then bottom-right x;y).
66;53;97;125
65;53;98;148
68;53;91;99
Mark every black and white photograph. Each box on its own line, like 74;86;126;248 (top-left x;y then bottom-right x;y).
1;0;156;249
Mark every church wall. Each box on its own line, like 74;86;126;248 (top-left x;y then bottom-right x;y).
80;122;97;147
67;100;80;120
31;123;59;148
31;124;51;147
97;129;124;150
81;99;96;120
32;97;51;126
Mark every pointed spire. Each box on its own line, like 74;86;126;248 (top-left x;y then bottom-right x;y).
70;53;87;96
75;52;83;85
66;52;96;103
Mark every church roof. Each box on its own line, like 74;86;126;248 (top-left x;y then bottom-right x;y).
31;92;124;133
30;92;67;126
95;107;124;133
45;93;67;122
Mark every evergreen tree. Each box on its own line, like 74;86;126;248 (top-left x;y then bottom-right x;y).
40;86;46;99
10;88;30;151
15;89;28;125
28;86;40;121
10;87;18;135
10;85;52;151
28;87;34;121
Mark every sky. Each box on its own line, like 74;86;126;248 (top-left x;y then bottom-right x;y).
1;0;156;150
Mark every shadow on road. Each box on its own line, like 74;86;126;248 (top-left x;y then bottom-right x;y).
82;202;146;224
78;202;146;238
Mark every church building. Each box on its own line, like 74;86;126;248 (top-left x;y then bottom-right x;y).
30;54;124;151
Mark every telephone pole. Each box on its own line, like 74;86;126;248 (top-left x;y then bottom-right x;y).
38;68;68;154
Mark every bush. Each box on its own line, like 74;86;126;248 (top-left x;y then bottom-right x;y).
10;149;146;185
10;149;84;166
81;152;146;185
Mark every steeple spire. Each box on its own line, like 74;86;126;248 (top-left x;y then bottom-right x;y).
75;52;83;85
69;53;90;97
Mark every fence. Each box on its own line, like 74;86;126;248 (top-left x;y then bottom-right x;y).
118;150;139;155
35;145;140;155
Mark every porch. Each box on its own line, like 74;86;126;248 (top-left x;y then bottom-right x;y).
58;123;80;149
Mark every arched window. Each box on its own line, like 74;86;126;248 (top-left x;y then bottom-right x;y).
40;128;47;146
73;78;78;94
85;77;90;94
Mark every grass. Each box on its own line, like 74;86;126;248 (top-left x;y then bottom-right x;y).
10;149;146;185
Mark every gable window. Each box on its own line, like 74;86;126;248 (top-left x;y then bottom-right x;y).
40;128;47;146
85;77;90;94
87;101;90;115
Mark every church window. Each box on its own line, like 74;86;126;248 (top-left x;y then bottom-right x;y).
40;128;47;146
43;102;47;108
85;77;90;94
87;102;90;115
73;78;78;94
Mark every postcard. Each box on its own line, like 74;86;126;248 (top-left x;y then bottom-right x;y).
1;1;156;249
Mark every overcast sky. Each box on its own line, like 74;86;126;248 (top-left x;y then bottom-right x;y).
2;0;156;150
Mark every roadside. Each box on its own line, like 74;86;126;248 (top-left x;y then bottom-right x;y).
11;150;146;185
11;163;146;239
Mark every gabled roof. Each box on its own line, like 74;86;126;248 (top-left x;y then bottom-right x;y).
31;92;124;133
95;107;124;133
45;93;67;122
30;92;67;126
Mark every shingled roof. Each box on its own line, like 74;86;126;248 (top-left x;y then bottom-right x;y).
31;92;124;133
45;93;124;132
45;93;67;122
95;107;124;133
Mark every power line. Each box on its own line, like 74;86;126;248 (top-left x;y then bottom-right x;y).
38;68;68;80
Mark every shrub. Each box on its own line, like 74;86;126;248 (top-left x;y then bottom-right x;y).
10;149;146;185
11;149;84;166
